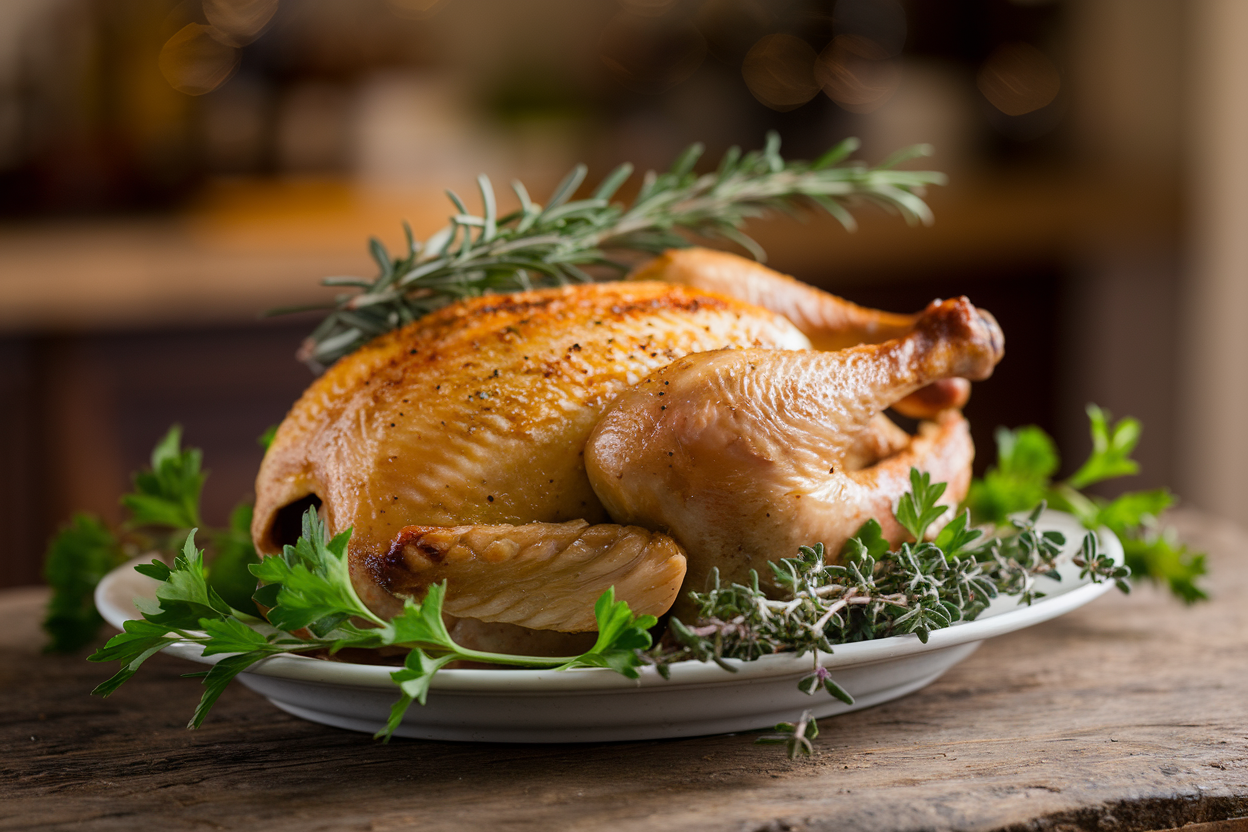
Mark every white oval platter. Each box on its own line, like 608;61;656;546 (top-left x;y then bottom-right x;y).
95;511;1120;743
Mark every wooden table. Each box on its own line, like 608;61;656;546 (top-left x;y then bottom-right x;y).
2;511;1246;832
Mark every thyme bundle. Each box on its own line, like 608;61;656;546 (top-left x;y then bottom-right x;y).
650;472;1127;676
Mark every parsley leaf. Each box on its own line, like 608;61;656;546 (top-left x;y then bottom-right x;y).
932;509;983;558
559;587;658;678
1067;404;1140;489
44;426;264;652
257;425;279;451
840;518;890;563
248;509;370;635
966;405;1205;603
965;426;1058;524
94;508;659;739
377;650;457;741
206;504;261;617
188;652;275;729
1119;527;1207;603
198;616;271;655
42;515;126;653
88;618;180;696
121;426;204;530
133;530;235;629
387;584;457;648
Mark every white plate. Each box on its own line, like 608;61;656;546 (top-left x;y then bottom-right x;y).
95;511;1120;743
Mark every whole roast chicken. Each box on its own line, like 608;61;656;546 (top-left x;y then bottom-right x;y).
252;248;1004;652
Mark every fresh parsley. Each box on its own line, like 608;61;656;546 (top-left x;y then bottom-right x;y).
89;508;658;741
966;404;1207;603
42;426;261;653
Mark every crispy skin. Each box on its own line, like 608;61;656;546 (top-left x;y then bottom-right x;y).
253;268;1004;637
629;248;916;350
253;281;809;624
375;520;686;632
631;247;974;418
585;297;1004;603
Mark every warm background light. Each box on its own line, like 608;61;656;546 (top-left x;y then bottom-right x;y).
741;34;819;111
816;34;901;113
158;23;240;96
202;0;280;47
977;42;1062;116
600;10;707;94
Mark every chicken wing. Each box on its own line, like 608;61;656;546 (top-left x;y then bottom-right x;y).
370;519;685;632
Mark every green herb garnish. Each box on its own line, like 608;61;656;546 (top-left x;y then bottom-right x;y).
756;710;820;759
966;404;1207;602
42;426;260;653
654;474;1126;676
289;133;946;370
89;508;657;741
87;447;1136;746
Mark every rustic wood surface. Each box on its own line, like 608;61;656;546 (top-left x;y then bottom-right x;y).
2;511;1246;832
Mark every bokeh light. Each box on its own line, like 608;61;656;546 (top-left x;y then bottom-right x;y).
741;34;819;112
158;23;241;97
816;34;901;114
203;0;280;47
976;42;1061;116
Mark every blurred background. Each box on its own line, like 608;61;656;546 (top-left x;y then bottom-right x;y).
1;0;1244;589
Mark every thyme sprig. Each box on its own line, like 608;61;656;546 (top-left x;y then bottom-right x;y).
756;710;819;759
289;133;945;369
652;470;1128;676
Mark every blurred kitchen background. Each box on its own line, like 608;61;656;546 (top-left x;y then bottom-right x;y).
2;0;1244;589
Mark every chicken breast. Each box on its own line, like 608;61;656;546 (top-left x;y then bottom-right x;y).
253;280;810;623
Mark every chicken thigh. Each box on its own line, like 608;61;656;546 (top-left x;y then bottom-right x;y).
585;296;1003;602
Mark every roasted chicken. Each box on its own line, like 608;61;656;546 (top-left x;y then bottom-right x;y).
252;248;1004;647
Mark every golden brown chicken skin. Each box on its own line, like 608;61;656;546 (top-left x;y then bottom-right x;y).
585;297;1004;605
252;281;810;624
630;247;973;418
253;252;1004;640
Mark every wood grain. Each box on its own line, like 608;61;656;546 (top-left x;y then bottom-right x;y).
1;511;1245;832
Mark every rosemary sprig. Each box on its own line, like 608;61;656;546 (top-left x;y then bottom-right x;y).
288;133;945;370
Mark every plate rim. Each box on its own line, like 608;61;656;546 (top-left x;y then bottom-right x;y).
94;510;1121;693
